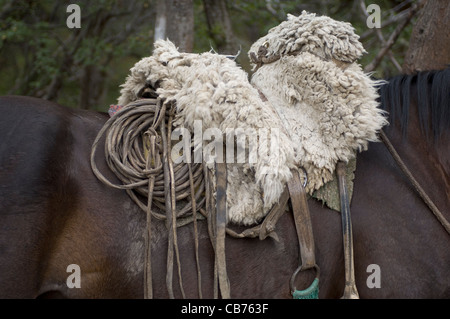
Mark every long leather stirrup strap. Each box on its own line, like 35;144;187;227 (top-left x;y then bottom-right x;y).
215;162;231;299
288;169;316;270
288;169;319;298
336;161;359;299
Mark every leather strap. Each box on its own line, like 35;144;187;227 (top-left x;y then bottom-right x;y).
380;130;450;235
258;187;290;241
287;169;316;270
215;162;231;299
336;161;359;299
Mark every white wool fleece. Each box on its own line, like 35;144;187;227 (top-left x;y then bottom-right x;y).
117;11;388;224
249;12;387;193
251;53;387;192
118;39;295;225
248;11;366;68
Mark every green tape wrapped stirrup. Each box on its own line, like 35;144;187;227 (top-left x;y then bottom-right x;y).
290;264;320;299
292;278;319;299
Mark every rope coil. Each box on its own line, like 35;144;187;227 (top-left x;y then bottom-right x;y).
90;98;206;224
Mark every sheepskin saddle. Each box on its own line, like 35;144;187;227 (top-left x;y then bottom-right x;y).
116;11;387;225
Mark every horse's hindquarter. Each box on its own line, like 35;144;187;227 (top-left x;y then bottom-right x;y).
0;96;73;297
47;104;146;298
0;96;144;298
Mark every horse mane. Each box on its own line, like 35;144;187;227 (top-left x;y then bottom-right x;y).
378;67;450;141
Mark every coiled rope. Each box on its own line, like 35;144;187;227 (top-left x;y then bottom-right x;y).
90;98;206;224
90;98;205;299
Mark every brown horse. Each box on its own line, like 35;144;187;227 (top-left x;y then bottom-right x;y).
0;68;448;299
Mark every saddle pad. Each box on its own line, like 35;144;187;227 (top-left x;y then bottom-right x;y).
311;157;356;212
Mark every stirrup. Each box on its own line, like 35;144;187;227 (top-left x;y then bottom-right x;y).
290;264;320;299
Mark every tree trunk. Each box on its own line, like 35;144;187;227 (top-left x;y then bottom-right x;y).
402;0;450;73
203;0;237;54
154;0;194;52
79;65;106;110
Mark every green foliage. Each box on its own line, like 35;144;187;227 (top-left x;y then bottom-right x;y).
0;0;421;110
0;0;153;109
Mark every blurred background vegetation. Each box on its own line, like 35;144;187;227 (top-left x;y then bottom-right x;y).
0;0;432;111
